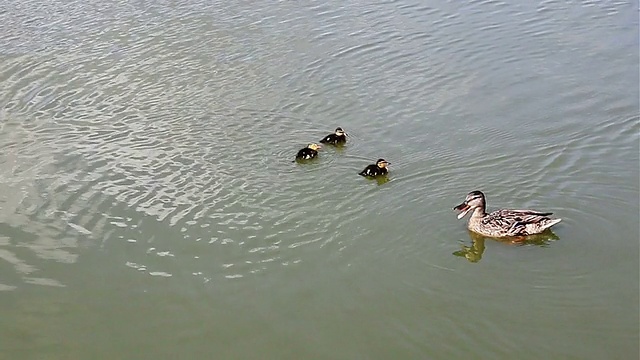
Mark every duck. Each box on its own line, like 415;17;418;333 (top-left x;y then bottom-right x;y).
359;159;390;177
295;143;322;161
453;190;562;238
320;127;347;145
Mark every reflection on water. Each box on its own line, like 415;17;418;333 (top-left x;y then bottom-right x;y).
374;175;391;186
0;0;637;358
453;232;487;263
454;230;561;263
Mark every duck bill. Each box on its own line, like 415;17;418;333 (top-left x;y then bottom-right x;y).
453;203;471;219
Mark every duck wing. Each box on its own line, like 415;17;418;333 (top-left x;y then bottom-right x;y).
296;148;317;160
483;209;557;236
359;164;378;177
319;134;335;144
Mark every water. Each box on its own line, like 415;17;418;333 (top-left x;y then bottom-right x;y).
0;0;638;358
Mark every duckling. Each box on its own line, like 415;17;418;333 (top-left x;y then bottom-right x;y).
453;190;562;238
295;143;322;161
320;127;347;145
359;159;390;177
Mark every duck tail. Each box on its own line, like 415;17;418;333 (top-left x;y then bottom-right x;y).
542;218;562;230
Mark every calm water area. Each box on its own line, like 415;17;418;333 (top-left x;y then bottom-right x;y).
0;0;638;358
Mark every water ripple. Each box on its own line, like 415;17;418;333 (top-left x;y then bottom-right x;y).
0;4;637;357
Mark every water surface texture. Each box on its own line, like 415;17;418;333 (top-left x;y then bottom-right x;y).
1;0;638;358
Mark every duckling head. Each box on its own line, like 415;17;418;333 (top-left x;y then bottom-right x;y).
454;190;486;219
376;159;390;168
307;143;322;151
335;127;347;136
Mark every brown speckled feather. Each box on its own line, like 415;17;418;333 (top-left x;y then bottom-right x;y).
455;191;562;238
480;209;558;237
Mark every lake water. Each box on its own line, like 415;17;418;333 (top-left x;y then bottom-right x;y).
0;0;638;358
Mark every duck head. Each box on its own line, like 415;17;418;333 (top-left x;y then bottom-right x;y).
376;159;390;168
335;127;347;136
307;143;322;151
454;190;486;219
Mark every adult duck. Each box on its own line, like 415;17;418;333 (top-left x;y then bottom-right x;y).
454;190;561;238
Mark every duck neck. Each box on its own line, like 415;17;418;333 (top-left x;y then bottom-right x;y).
470;206;486;219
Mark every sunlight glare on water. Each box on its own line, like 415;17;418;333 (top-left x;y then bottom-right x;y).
0;0;638;358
